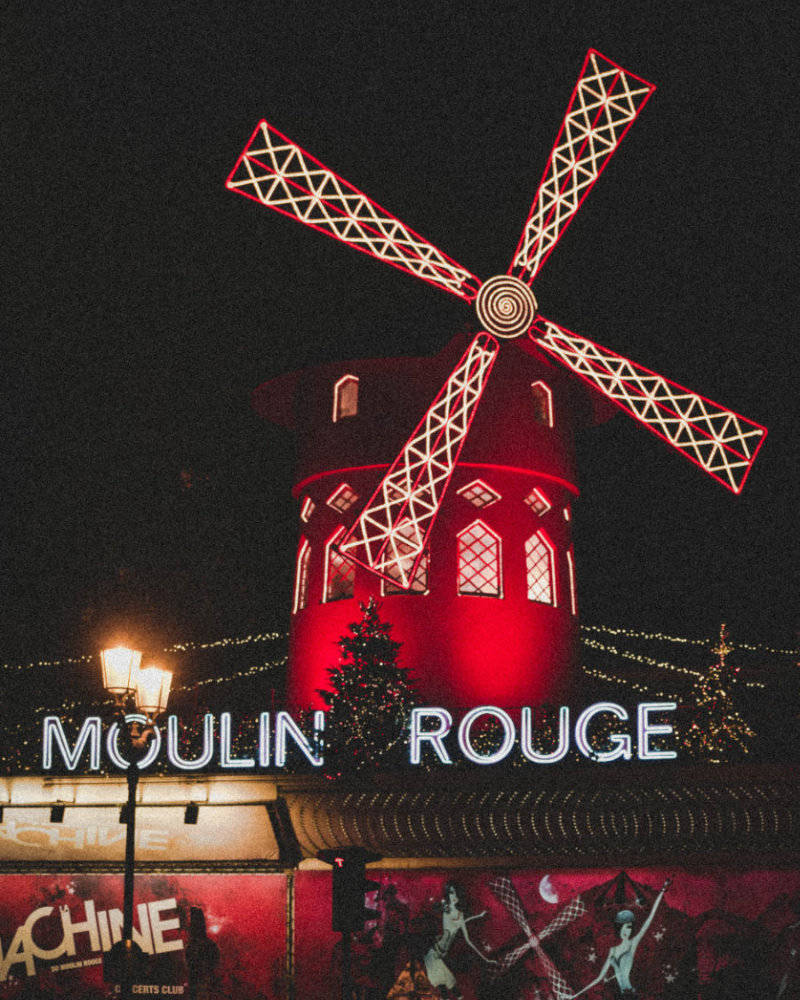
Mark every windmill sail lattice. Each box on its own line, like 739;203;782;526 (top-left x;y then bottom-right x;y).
227;122;481;301
531;317;767;492
489;875;585;998
229;48;767;589
511;50;655;285
338;334;499;587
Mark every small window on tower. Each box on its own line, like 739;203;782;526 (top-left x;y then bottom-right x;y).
324;527;356;602
567;546;578;616
293;538;311;613
333;375;359;422
300;496;315;523
524;487;551;517
530;381;553;427
326;483;359;513
525;530;556;605
457;479;501;509
457;520;502;597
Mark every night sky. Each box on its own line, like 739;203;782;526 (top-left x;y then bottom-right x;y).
5;1;798;666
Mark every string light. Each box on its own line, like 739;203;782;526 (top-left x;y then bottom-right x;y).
1;620;788;773
580;664;679;700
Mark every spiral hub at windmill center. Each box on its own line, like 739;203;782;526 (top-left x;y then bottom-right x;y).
475;275;538;339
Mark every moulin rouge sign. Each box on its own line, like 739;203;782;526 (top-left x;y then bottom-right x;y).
42;701;677;772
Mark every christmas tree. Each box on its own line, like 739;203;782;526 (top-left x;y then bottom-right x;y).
319;598;417;776
682;624;755;762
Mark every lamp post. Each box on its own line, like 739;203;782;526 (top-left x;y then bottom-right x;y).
100;645;172;1000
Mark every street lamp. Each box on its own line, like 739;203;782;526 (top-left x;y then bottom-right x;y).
100;644;172;999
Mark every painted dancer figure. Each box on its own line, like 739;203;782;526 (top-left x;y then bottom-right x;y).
423;882;495;999
574;879;671;998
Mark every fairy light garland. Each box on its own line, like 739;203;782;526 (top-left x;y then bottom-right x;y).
581;623;796;657
580;637;766;690
580;664;680;700
1;631;289;672
0;621;789;773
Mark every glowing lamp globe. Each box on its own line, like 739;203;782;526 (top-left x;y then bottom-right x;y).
135;665;173;721
100;646;142;701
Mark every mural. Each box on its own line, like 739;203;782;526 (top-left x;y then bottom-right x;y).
295;867;800;1000
0;873;284;998
1;868;798;997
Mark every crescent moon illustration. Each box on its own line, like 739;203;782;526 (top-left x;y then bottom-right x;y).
539;874;559;904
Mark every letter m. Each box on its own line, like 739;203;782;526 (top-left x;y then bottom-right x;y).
43;716;102;770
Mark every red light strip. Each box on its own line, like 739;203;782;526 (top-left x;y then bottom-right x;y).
227;121;482;302
510;49;655;285
339;334;499;587
531;317;767;492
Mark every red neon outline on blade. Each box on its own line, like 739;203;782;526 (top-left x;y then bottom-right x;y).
510;50;655;285
530;318;768;493
338;334;499;589
227;121;481;303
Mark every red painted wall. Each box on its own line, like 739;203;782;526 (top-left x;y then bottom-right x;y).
255;334;606;710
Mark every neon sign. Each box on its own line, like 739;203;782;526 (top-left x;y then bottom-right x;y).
42;702;677;772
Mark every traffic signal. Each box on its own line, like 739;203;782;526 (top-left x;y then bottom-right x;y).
317;846;382;932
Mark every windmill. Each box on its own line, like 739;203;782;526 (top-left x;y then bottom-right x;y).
228;50;766;707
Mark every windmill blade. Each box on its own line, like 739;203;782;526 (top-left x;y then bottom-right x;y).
339;334;499;586
531;317;768;492
227;120;482;302
489;876;585;995
510;50;655;285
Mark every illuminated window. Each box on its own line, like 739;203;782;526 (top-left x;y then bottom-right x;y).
525;531;556;604
457;479;501;508
326;482;359;513
333;375;359;422
457;520;502;597
567;547;578;615
382;520;429;594
293;538;311;613
524;487;551;516
300;496;315;522
530;381;553;427
324;528;355;602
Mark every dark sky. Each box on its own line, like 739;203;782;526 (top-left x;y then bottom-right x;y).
4;1;798;663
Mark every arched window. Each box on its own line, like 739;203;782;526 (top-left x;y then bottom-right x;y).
457;520;502;597
324;527;356;602
382;520;429;594
530;380;553;427
567;546;578;616
293;538;311;613
333;375;359;422
525;530;556;605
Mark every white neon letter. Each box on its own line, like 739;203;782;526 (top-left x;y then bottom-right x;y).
458;707;515;765
42;716;101;771
106;717;161;770
167;713;214;770
259;712;271;766
219;712;255;768
520;706;570;763
275;711;323;767
409;708;453;765
575;702;632;762
637;701;678;760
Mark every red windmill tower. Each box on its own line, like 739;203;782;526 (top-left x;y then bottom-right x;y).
228;51;766;710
